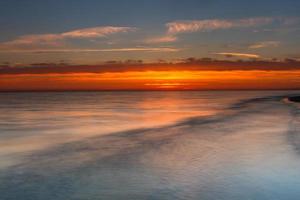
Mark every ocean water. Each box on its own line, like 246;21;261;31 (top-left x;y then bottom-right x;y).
0;91;300;200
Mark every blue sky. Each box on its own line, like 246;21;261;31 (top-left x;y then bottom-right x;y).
0;0;300;64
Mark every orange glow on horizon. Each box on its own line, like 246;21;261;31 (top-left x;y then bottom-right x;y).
0;70;300;91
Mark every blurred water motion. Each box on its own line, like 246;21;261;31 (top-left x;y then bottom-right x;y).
0;91;300;200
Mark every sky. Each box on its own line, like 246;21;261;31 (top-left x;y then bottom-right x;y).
0;0;300;90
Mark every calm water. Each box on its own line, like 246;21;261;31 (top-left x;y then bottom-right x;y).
0;91;300;200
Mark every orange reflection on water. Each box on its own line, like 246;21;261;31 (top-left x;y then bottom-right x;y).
0;91;220;169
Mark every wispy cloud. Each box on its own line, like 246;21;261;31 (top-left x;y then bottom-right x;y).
3;34;63;47
144;35;178;44
249;41;280;49
167;17;274;34
95;47;179;52
61;27;135;38
0;47;180;53
2;26;136;47
215;52;261;59
142;17;276;44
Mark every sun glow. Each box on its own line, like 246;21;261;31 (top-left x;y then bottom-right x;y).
1;70;300;91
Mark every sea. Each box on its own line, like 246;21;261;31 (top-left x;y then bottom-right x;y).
0;91;300;200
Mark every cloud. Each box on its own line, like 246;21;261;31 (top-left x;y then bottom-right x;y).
90;47;179;52
61;27;135;38
144;35;178;44
0;47;180;53
166;17;274;34
215;52;261;59
1;59;300;76
143;17;276;44
249;41;280;49
2;26;136;47
2;34;64;47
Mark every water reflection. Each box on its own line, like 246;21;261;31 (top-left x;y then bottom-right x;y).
0;91;300;199
0;91;241;168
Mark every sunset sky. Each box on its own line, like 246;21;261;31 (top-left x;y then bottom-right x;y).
1;0;300;90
